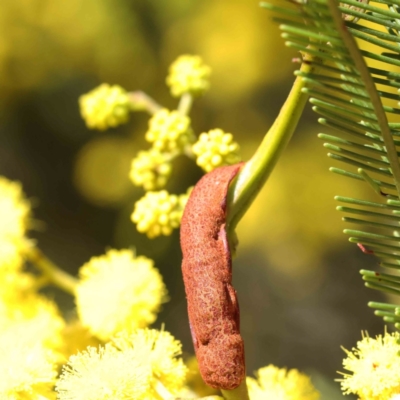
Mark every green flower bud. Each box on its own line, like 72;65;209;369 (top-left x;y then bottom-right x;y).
192;129;241;172
79;84;131;131
145;109;195;153
129;149;172;191
166;55;211;98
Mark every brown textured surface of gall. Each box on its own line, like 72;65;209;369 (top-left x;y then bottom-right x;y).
180;163;245;390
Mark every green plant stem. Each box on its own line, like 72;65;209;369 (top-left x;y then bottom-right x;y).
227;58;315;230
178;92;194;116
128;91;162;115
25;247;78;295
221;380;250;400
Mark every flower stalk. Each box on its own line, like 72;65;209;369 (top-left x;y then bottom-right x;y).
128;90;163;115
227;56;316;231
25;246;78;295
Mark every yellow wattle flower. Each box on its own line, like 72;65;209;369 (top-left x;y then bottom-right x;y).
131;188;191;238
0;270;65;355
192;128;241;172
129;148;172;191
76;249;168;341
56;329;188;400
166;54;211;97
0;176;31;271
145;109;194;153
339;330;400;400
60;320;101;360
246;365;320;400
0;324;58;400
56;345;151;400
112;329;188;397
79;83;132;131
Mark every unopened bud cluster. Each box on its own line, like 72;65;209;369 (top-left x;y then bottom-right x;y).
192;129;241;172
146;109;195;153
129;149;172;191
79;84;132;130
131;189;192;239
79;56;241;238
166;55;211;97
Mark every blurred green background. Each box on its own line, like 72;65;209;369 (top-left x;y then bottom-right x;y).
1;0;386;396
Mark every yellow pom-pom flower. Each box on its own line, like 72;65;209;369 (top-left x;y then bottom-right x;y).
56;328;187;400
247;365;320;400
112;329;188;398
79;83;132;130
145;109;195;153
56;345;151;400
0;270;36;311
166;54;211;97
0;324;58;400
0;176;31;271
61;320;101;360
76;249;168;341
0;270;65;354
131;188;191;238
192;128;241;172
339;330;400;400
129;148;172;190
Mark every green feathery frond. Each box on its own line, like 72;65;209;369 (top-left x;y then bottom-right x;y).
261;0;400;328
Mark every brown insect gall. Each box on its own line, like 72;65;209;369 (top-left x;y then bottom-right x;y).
180;163;245;390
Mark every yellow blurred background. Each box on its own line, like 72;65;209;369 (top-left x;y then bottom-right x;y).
1;0;386;396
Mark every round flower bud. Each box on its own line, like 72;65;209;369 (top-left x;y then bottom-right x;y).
129;149;172;191
79;84;131;131
166;55;211;97
192;129;241;172
145;109;195;153
131;189;191;238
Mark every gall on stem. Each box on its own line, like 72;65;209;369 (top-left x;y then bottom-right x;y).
180;163;245;390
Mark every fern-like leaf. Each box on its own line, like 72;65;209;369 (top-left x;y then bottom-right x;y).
261;0;400;328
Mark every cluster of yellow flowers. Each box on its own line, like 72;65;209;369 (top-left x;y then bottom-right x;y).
56;329;188;400
0;177;31;270
131;188;192;239
166;54;211;97
339;330;400;400
145;109;195;153
4;49;400;400
79;84;132;131
0;176;186;399
0;176;62;398
192;128;241;172
129;148;172;191
1;172;399;399
79;55;241;238
76;249;168;341
246;365;320;400
0;175;323;400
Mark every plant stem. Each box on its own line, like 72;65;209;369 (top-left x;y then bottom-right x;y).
25;247;78;295
128;91;162;115
178;93;194;116
153;379;174;399
227;58;315;230
221;380;250;400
